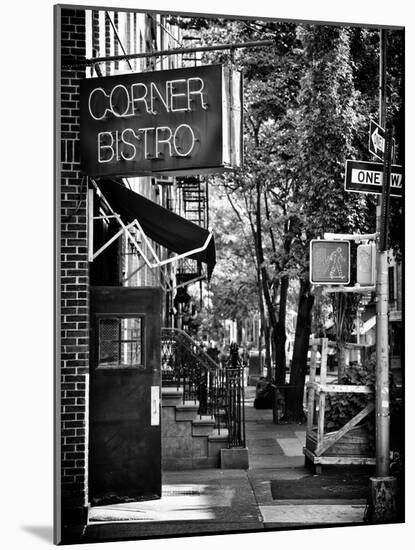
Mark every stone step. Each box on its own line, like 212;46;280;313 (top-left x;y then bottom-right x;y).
161;386;184;406
161;385;239;469
192;415;216;436
161;386;183;396
175;401;200;421
208;428;229;441
208;428;229;459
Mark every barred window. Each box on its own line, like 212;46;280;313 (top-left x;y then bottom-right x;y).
98;317;144;368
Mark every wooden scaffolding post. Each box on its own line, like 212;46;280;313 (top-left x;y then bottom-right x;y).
307;341;317;433
303;338;376;473
316;338;328;474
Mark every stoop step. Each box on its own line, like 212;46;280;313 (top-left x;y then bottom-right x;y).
175;401;200;421
162;387;183;396
208;428;229;441
192;415;216;436
208;428;229;459
161;386;232;470
161;387;184;406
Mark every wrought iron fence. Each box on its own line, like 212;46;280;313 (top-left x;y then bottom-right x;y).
161;328;246;447
223;343;246;448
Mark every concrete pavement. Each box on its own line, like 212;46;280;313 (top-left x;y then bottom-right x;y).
84;386;371;542
244;387;368;529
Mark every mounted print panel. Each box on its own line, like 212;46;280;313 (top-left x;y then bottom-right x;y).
54;3;405;546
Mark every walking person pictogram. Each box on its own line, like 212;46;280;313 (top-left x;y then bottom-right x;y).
326;246;345;279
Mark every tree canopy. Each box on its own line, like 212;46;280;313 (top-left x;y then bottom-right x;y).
176;16;403;403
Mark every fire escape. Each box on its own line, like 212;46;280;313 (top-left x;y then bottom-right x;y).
176;176;209;287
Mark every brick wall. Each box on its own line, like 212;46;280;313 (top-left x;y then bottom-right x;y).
59;7;89;535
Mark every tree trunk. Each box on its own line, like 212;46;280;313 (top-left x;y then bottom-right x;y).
264;321;272;378
255;181;279;377
255;258;266;376
285;279;314;421
275;274;289;385
264;189;287;384
242;185;267;378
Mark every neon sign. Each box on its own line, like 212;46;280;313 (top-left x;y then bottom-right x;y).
80;65;242;177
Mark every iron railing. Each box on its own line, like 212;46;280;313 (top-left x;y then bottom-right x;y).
223;343;246;448
161;328;246;447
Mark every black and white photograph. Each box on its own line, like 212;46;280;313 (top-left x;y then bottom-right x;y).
4;1;412;548
52;1;407;545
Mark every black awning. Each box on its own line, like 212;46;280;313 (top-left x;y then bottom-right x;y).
96;179;216;279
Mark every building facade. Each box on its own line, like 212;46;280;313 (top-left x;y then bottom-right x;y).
56;6;214;542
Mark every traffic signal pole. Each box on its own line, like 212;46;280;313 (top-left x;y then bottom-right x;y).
375;127;392;478
376;28;390;478
369;28;397;522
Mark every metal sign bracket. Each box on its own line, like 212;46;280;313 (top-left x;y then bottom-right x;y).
88;179;210;292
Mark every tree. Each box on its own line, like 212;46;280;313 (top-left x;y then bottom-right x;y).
188;18;307;381
207;186;259;331
284;25;372;420
176;18;403;420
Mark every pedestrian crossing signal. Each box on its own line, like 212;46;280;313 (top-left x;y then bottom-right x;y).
356;243;376;286
310;240;350;285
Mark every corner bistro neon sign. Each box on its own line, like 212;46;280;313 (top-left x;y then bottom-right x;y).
89;78;207;161
80;65;242;177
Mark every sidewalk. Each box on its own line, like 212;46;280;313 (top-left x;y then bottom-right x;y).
84;386;371;542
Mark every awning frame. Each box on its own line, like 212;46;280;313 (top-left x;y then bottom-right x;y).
88;178;211;291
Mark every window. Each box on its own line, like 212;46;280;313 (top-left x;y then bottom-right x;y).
98;317;144;368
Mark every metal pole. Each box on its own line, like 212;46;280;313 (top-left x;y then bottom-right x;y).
63;39;276;68
375;28;390;478
379;30;387;128
375;245;390;477
369;29;397;524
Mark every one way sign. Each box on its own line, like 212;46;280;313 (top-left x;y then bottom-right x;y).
369;119;395;162
344;159;403;198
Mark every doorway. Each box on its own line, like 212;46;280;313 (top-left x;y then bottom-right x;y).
89;286;162;506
